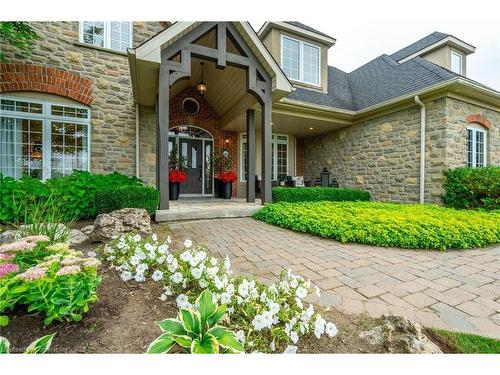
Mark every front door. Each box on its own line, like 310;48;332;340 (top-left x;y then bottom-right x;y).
180;138;203;194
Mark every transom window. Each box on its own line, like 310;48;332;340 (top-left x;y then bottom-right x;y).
467;124;487;167
0;96;90;180
80;21;132;53
281;35;320;86
451;50;464;75
240;133;289;181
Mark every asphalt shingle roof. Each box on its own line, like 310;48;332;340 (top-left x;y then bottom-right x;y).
284;21;335;40
288;53;460;111
390;31;450;61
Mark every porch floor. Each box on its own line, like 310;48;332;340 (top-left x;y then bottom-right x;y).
155;197;262;223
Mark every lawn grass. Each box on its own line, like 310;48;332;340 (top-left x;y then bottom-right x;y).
254;201;500;250
429;328;500;354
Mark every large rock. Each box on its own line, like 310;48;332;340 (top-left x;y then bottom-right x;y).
89;208;151;242
359;315;442;354
0;230;16;244
69;229;89;245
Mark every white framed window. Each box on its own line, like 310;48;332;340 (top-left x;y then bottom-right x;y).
80;21;132;53
0;96;91;180
451;50;464;74
281;35;320;86
467;124;487;167
239;133;289;182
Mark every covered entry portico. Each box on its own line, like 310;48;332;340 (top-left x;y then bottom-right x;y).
128;22;292;217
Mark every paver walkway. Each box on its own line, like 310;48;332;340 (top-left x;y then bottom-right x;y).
167;218;500;338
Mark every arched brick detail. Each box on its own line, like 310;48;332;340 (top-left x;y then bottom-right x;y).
0;63;92;105
466;114;491;129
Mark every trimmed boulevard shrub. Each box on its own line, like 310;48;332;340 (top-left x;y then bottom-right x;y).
254;201;500;250
272;187;370;203
442;166;500;210
95;185;160;215
0;171;145;223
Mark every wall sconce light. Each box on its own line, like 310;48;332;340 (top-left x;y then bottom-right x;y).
224;138;230;145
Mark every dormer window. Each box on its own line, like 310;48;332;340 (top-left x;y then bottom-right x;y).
281;35;320;86
451;50;464;74
80;21;132;53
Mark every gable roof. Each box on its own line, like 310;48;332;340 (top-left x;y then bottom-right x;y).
283;22;335;41
390;31;450;61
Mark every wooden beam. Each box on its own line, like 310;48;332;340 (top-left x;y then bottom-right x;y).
158;63;170;210
246;109;256;203
216;23;227;69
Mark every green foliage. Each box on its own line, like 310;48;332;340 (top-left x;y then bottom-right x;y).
0;240;101;326
254;201;500;250
0;333;55;354
0;171;144;223
95;184;160;215
272;187;370;203
0;22;40;62
148;290;244;354
430;328;500;354
442;166;500;210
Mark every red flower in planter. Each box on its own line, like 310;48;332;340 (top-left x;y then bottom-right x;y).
169;169;187;183
217;171;237;183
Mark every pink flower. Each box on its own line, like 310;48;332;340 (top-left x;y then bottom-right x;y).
0;253;15;261
56;265;81;276
17;267;47;281
0;240;36;253
0;263;19;278
22;235;50;243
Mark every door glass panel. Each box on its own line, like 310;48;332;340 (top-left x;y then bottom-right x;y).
191;144;197;169
205;142;213;193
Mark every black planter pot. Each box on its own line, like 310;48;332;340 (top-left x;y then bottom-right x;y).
220;181;232;199
169;182;180;200
214;179;221;198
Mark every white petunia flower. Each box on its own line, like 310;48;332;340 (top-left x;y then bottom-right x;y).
144;243;154;252
227;307;234;314
152;234;158;242
315;286;321;298
206;266;218;278
120;271;132;281
325;322;338;338
151;270;164;281
238;281;249;298
269;301;280;315
191;267;203;280
171;272;183;284
167;259;178;273
295;286;308;299
136;263;148;273
283;345;298;354
290;331;299;344
184;239;193;248
235;330;246;344
220;292;231;304
134;272;145;282
223;255;231;270
166;236;172;243
199;279;208;288
210;258;218;266
158;244;169;254
290;277;298;288
226;283;235;295
133;234;141;242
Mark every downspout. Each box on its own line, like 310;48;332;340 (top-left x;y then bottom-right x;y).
415;96;426;204
135;103;140;178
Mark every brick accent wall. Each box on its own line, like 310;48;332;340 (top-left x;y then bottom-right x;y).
139;86;239;195
0;21;166;177
295;137;305;176
0;63;93;105
304;97;499;204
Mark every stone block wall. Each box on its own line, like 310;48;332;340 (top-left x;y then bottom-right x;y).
304;97;499;203
0;21;166;177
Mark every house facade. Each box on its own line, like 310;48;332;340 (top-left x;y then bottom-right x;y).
1;21;499;211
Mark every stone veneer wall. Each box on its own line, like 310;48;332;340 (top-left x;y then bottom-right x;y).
138;87;239;195
0;21;166;176
304;97;499;203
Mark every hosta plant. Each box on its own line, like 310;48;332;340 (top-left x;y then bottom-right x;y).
0;333;55;354
148;289;243;354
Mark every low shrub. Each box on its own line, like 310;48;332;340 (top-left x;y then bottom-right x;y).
0;238;101;326
0;171;143;223
254;202;500;250
101;234;338;353
272;187;370;203
442;166;500;210
95;185;160;216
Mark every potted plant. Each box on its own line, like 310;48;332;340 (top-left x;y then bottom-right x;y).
168;144;188;201
213;149;237;199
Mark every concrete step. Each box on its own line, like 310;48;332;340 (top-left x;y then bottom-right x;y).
155;203;262;223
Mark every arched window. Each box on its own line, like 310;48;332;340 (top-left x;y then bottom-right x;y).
466;123;487;167
0;94;91;180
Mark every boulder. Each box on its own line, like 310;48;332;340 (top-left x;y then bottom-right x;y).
359;315;442;354
80;225;95;235
69;229;89;245
0;230;16;244
89;208;151;242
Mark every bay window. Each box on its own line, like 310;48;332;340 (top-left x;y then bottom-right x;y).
467;124;487;167
281;35;320;85
0;96;90;180
80;21;132;52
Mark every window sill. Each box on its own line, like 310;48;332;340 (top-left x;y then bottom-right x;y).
73;42;128;56
289;79;325;92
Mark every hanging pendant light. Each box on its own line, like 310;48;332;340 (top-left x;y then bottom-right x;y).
197;62;207;95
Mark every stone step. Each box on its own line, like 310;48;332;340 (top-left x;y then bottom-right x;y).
155;204;262;223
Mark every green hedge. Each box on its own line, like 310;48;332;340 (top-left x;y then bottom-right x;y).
0;171;147;223
272;187;370;203
95;185;159;216
442;166;500;210
254;201;500;250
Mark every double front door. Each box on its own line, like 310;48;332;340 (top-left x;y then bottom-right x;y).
170;136;213;196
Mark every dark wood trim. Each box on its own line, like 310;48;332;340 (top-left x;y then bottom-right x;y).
260;87;273;204
246;109;256;203
158;64;170;210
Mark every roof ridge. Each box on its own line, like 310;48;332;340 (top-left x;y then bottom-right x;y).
410;56;457;80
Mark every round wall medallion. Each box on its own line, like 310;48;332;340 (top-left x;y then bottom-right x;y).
181;97;200;115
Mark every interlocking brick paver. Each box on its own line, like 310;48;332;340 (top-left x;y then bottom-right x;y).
167;218;500;338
